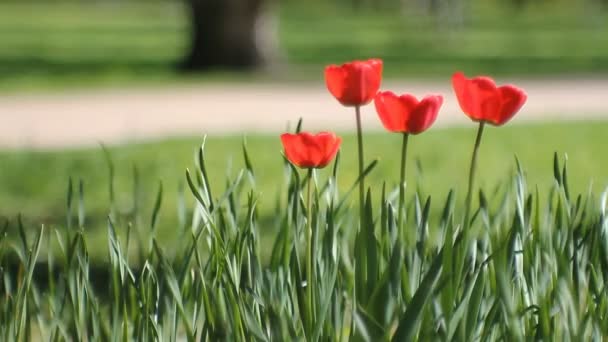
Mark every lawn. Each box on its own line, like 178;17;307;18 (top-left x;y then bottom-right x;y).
2;121;607;259
2;1;608;337
1;0;608;91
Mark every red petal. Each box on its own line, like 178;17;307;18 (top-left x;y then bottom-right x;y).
398;94;420;110
374;91;417;132
325;59;383;106
453;72;504;123
454;73;527;126
494;85;527;126
324;65;347;104
452;72;472;118
316;132;342;168
365;59;383;104
408;95;443;134
281;132;341;169
281;133;305;168
281;133;299;166
325;136;342;167
299;132;324;167
469;77;500;123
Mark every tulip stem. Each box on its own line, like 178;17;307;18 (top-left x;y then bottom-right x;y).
397;133;409;234
464;122;485;230
355;105;365;226
305;168;314;334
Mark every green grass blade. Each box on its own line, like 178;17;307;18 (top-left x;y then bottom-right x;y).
150;181;163;234
392;249;443;342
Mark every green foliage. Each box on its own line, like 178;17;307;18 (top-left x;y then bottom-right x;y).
2;122;608;262
1;132;608;340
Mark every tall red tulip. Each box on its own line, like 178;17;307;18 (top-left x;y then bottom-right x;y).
373;91;443;232
324;59;383;107
452;72;527;235
281;131;341;329
452;72;527;126
374;91;443;134
325;58;382;231
280;132;342;169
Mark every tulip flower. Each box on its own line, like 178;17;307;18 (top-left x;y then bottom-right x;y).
324;58;383;230
280;131;341;332
451;72;527;232
452;72;527;126
374;91;443;232
280;132;342;169
324;58;383;107
374;91;443;134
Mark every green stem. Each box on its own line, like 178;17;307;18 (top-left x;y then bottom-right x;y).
463;122;485;230
305;168;314;335
355;105;365;226
397;133;409;234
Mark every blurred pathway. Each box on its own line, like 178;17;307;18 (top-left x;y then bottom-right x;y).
1;77;608;149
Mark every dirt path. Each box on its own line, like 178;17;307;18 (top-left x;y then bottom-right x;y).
1;77;607;149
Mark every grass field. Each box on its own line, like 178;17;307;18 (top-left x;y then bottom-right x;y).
1;0;608;91
2;121;607;259
4;126;608;341
2;2;607;337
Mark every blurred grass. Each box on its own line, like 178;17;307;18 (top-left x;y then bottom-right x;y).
1;0;608;91
0;2;187;91
1;121;607;259
281;0;608;77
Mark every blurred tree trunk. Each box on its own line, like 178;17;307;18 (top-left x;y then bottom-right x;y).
405;0;466;28
180;0;274;71
508;0;530;9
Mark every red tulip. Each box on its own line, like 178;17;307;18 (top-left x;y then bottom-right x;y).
281;132;342;169
324;59;383;106
452;72;527;126
374;91;443;134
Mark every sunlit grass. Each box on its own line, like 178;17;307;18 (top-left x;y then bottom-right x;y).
1;118;607;339
1;121;607;260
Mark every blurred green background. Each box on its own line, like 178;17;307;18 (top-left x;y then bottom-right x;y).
1;0;608;91
1;0;608;258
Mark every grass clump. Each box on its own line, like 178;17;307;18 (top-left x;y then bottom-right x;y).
1;132;607;340
2;122;607;262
